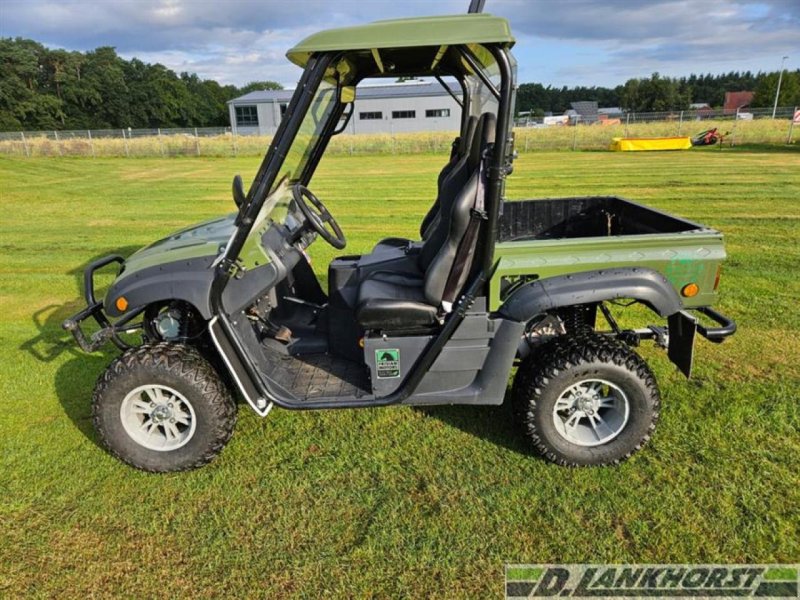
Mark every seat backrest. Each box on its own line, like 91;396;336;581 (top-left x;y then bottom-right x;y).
418;115;488;272
422;112;496;307
444;115;479;187
418;115;479;239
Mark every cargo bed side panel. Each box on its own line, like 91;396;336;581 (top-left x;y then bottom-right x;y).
490;231;725;311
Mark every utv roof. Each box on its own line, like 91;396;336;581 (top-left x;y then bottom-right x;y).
286;13;515;67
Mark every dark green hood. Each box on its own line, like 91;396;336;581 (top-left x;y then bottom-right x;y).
121;213;237;277
103;214;238;319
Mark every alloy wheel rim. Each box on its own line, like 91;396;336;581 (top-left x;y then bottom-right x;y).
551;378;629;447
120;384;196;451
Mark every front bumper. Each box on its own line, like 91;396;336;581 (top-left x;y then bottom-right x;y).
61;255;143;352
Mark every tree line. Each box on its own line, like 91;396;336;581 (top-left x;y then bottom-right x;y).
518;69;800;116
1;37;799;131
0;38;281;131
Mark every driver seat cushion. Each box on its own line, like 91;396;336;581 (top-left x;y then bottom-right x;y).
356;272;438;330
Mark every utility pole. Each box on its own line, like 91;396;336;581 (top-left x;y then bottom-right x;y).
772;55;789;119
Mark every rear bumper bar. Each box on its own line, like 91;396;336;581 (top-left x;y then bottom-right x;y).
693;306;737;343
620;306;735;378
61;255;141;352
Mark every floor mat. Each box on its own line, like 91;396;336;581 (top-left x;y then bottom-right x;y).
256;349;372;400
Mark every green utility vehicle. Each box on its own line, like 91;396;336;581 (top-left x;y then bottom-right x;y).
64;9;735;472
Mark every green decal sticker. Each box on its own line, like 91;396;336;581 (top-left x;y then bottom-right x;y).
376;349;400;379
665;258;704;287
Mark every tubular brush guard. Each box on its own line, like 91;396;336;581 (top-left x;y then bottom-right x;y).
62;255;136;352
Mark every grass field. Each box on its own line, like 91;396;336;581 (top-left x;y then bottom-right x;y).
1;148;799;597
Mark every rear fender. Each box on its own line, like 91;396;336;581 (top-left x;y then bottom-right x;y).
497;267;683;322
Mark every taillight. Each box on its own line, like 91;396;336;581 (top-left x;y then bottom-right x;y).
713;266;722;291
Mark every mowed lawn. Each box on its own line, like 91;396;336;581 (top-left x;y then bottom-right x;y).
1;148;798;597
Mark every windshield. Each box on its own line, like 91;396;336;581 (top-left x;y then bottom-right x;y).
270;79;337;196
250;78;338;229
256;79;338;228
464;44;501;118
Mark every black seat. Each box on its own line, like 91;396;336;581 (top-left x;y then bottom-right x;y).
370;115;479;254
356;113;495;331
356;271;438;330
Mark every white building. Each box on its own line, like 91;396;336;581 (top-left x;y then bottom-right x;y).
227;80;462;136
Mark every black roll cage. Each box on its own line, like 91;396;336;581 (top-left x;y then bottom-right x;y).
207;44;515;409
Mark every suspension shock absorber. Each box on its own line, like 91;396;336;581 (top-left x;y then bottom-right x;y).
557;304;597;334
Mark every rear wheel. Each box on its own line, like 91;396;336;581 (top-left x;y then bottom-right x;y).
93;343;237;472
512;334;660;466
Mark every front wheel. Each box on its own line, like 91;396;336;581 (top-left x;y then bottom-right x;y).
512;334;660;466
92;343;237;472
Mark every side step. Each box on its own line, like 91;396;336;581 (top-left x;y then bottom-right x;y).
208;317;273;416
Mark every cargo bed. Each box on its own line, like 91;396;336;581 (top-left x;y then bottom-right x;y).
489;196;725;310
497;196;710;241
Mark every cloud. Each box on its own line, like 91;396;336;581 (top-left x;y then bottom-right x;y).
0;0;797;87
490;0;799;84
495;0;796;42
0;0;466;84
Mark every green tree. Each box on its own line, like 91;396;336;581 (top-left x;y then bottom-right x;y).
180;73;238;126
516;82;623;115
0;38;253;130
752;70;800;109
237;80;283;95
0;38;64;129
621;73;690;112
41;49;79;125
78;47;130;128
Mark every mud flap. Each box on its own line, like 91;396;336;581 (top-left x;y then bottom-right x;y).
668;311;697;378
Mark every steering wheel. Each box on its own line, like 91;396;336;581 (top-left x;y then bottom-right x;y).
292;184;347;250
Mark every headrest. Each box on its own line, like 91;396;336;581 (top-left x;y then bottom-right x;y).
468;112;496;170
458;115;479;156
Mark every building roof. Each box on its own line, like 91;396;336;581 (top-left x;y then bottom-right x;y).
570;101;599;115
723;91;754;111
229;89;295;105
286;13;514;67
570;101;599;122
228;80;462;105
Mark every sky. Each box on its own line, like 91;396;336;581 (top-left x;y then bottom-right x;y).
1;0;798;90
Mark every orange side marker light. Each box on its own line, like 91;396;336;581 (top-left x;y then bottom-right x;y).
681;283;699;298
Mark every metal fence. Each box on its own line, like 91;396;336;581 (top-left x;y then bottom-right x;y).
514;106;799;152
1;107;797;158
0;127;233;158
515;105;798;127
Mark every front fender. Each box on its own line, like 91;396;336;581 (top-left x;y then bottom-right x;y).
497;267;683;322
105;256;216;318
